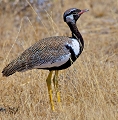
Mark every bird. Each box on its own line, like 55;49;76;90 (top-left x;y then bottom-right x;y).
2;8;89;110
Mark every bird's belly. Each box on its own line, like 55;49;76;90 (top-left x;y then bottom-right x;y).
40;59;73;71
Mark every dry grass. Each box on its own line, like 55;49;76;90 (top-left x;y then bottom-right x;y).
0;0;118;120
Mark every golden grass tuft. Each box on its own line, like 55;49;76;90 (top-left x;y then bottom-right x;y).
0;0;118;119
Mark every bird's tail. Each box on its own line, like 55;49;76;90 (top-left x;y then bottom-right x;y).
2;56;35;77
2;58;28;77
2;59;19;77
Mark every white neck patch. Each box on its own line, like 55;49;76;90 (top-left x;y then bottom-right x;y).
69;38;80;56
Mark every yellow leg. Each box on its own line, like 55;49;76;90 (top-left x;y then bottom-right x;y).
46;71;55;111
53;70;61;103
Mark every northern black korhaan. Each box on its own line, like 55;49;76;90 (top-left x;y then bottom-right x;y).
2;8;89;110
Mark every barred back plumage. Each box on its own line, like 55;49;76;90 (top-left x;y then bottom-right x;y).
2;36;75;76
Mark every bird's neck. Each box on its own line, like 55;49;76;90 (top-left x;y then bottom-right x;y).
67;22;84;48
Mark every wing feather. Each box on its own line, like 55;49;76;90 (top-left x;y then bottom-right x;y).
2;36;72;76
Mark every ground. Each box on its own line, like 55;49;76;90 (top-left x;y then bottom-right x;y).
0;0;118;120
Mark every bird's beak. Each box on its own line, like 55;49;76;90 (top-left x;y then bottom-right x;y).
78;9;89;15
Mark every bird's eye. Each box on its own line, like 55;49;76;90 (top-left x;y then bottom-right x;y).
73;12;77;15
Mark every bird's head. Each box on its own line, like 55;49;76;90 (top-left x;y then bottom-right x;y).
63;8;89;24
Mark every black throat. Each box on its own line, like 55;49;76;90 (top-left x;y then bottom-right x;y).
67;22;84;52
